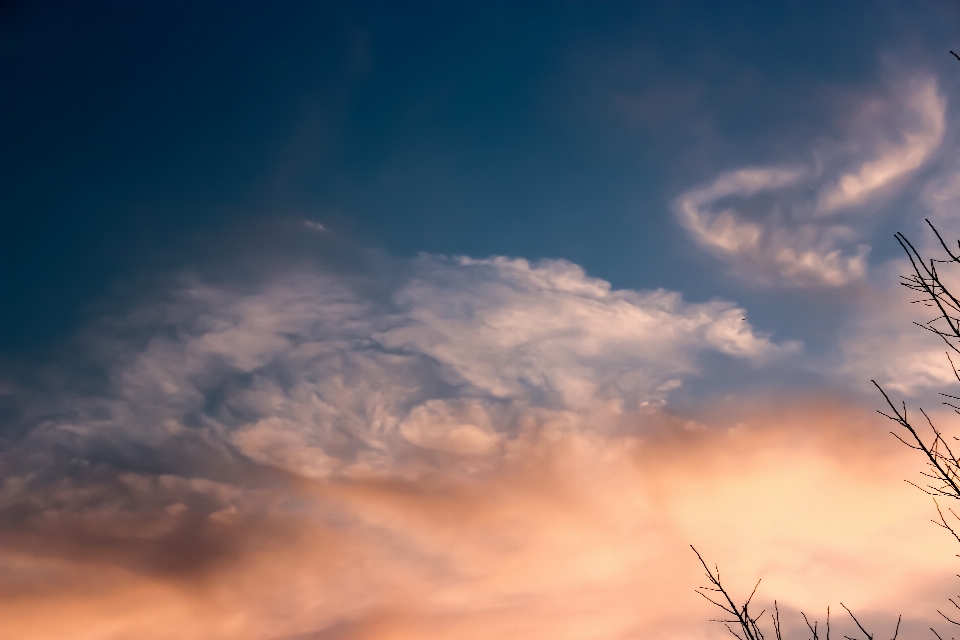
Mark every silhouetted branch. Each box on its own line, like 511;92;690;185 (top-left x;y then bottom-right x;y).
692;546;861;640
840;603;873;640
894;221;960;357
873;380;960;500
876;219;960;639
696;220;960;640
938;595;960;626
692;545;772;640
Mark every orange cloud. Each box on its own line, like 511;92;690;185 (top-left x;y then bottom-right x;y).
3;395;957;639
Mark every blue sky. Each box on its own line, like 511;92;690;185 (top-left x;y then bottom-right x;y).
4;1;956;352
4;2;960;638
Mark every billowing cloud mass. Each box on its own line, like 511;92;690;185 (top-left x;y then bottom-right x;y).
674;76;945;287
2;253;956;639
38;255;789;481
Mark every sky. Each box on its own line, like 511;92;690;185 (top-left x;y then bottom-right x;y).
3;1;960;638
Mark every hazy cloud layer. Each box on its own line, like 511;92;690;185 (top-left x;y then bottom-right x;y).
3;399;954;640
674;76;946;287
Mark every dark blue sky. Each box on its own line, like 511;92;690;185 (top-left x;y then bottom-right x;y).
2;1;958;357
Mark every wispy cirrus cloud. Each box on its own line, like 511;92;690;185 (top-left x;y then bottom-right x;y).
817;77;946;214
674;75;946;287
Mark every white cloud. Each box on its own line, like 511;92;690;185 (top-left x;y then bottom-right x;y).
8;240;958;640
674;75;945;287
674;166;871;286
40;255;794;480
303;220;327;232
381;256;787;408
818;78;946;214
835;154;960;397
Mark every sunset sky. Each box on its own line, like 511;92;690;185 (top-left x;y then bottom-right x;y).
3;2;960;638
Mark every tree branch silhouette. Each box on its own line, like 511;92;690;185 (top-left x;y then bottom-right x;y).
695;219;960;638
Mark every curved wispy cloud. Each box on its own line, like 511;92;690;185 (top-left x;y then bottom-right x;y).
674;76;946;287
818;78;947;214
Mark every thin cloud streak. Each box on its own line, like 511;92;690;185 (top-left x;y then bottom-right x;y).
818;77;946;214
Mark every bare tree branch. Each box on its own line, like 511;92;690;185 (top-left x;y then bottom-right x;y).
695;220;960;640
873;381;960;500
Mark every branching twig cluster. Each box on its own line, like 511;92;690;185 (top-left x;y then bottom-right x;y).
895;220;960;358
695;220;960;639
692;545;771;640
873;382;960;508
874;220;960;637
877;221;960;543
897;221;960;326
692;545;897;640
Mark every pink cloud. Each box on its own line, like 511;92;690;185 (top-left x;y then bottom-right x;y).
3;398;956;639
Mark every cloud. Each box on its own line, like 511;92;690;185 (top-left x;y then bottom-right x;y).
835;263;960;396
818;77;946;214
0;253;955;639
674;165;871;287
2;398;955;639
304;220;328;232
8;255;789;482
674;75;945;287
199;256;792;480
834;155;960;397
0;253;793;593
